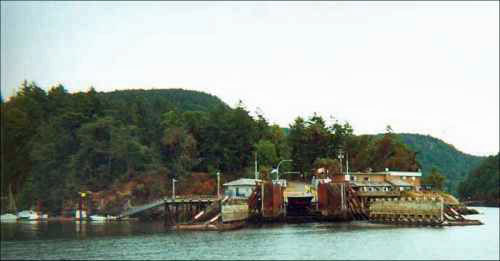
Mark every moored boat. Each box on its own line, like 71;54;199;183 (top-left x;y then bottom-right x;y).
174;221;245;231
90;215;107;221
0;213;18;222
17;210;39;220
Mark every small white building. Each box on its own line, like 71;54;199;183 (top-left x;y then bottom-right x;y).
223;178;261;199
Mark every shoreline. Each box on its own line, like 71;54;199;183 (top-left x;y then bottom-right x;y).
463;201;499;208
1;216;140;223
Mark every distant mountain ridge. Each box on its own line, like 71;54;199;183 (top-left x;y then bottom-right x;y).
99;88;229;112
395;133;486;194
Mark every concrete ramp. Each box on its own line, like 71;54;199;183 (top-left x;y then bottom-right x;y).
117;197;168;219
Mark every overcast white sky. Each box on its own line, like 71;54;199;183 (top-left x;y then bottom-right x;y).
1;1;498;156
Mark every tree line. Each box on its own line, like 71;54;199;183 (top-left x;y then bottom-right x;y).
2;81;423;214
457;153;499;204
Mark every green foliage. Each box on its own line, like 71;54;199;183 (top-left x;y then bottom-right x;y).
3;80;488;214
422;168;447;191
161;126;198;178
343;132;420;174
255;140;278;167
2;84;231;212
313;158;341;177
458;153;499;203
288;114;334;175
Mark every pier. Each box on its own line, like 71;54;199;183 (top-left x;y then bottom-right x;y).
113;177;482;229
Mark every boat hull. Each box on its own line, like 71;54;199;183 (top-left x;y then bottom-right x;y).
174;221;245;231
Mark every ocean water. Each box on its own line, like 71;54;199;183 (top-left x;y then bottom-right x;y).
1;207;498;260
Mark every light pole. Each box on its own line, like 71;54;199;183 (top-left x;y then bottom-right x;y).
78;192;86;220
276;159;292;180
337;149;344;175
216;172;220;198
172;178;177;199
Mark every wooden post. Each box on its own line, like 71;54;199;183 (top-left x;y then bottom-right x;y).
87;193;92;217
440;197;444;223
175;204;178;224
79;194;83;220
167;203;170;226
36;200;42;219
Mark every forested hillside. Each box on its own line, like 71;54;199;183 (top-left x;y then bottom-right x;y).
0;81;473;214
100;88;228;113
396;133;486;194
1;82;234;213
458;153;499;205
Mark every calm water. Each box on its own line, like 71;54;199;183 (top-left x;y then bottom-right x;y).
1;207;498;260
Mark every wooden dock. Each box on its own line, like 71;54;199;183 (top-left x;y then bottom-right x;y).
117;196;218;219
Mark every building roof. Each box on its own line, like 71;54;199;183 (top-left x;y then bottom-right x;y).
350;181;392;187
348;172;388;176
387;171;422;177
223;178;261;186
386;179;414;187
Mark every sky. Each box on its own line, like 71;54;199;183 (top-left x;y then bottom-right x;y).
1;1;499;156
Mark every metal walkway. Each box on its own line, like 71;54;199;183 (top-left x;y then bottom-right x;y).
117;196;218;219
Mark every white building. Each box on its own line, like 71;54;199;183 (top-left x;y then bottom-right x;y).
223;178;261;199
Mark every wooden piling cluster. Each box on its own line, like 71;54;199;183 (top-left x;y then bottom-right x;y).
162;198;217;226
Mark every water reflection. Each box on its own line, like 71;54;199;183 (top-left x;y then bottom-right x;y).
75;220;88;237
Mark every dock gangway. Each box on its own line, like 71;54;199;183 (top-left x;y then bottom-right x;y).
117;196;219;219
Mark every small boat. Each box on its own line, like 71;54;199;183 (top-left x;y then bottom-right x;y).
0;213;18;222
174;221;245;231
90;215;107;221
215;221;246;231
17;210;39;220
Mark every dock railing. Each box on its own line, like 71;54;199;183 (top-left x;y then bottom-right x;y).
356;191;400;197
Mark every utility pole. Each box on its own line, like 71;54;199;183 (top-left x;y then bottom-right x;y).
338;149;344;175
346;152;349;175
217;172;220;198
255;152;258;179
172;178;177;199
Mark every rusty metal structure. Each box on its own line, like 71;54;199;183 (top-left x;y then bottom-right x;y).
261;182;285;220
317;182;362;220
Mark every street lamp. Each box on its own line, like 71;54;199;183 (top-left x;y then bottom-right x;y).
276;159;292;180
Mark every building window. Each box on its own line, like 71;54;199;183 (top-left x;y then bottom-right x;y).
364;177;369;181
